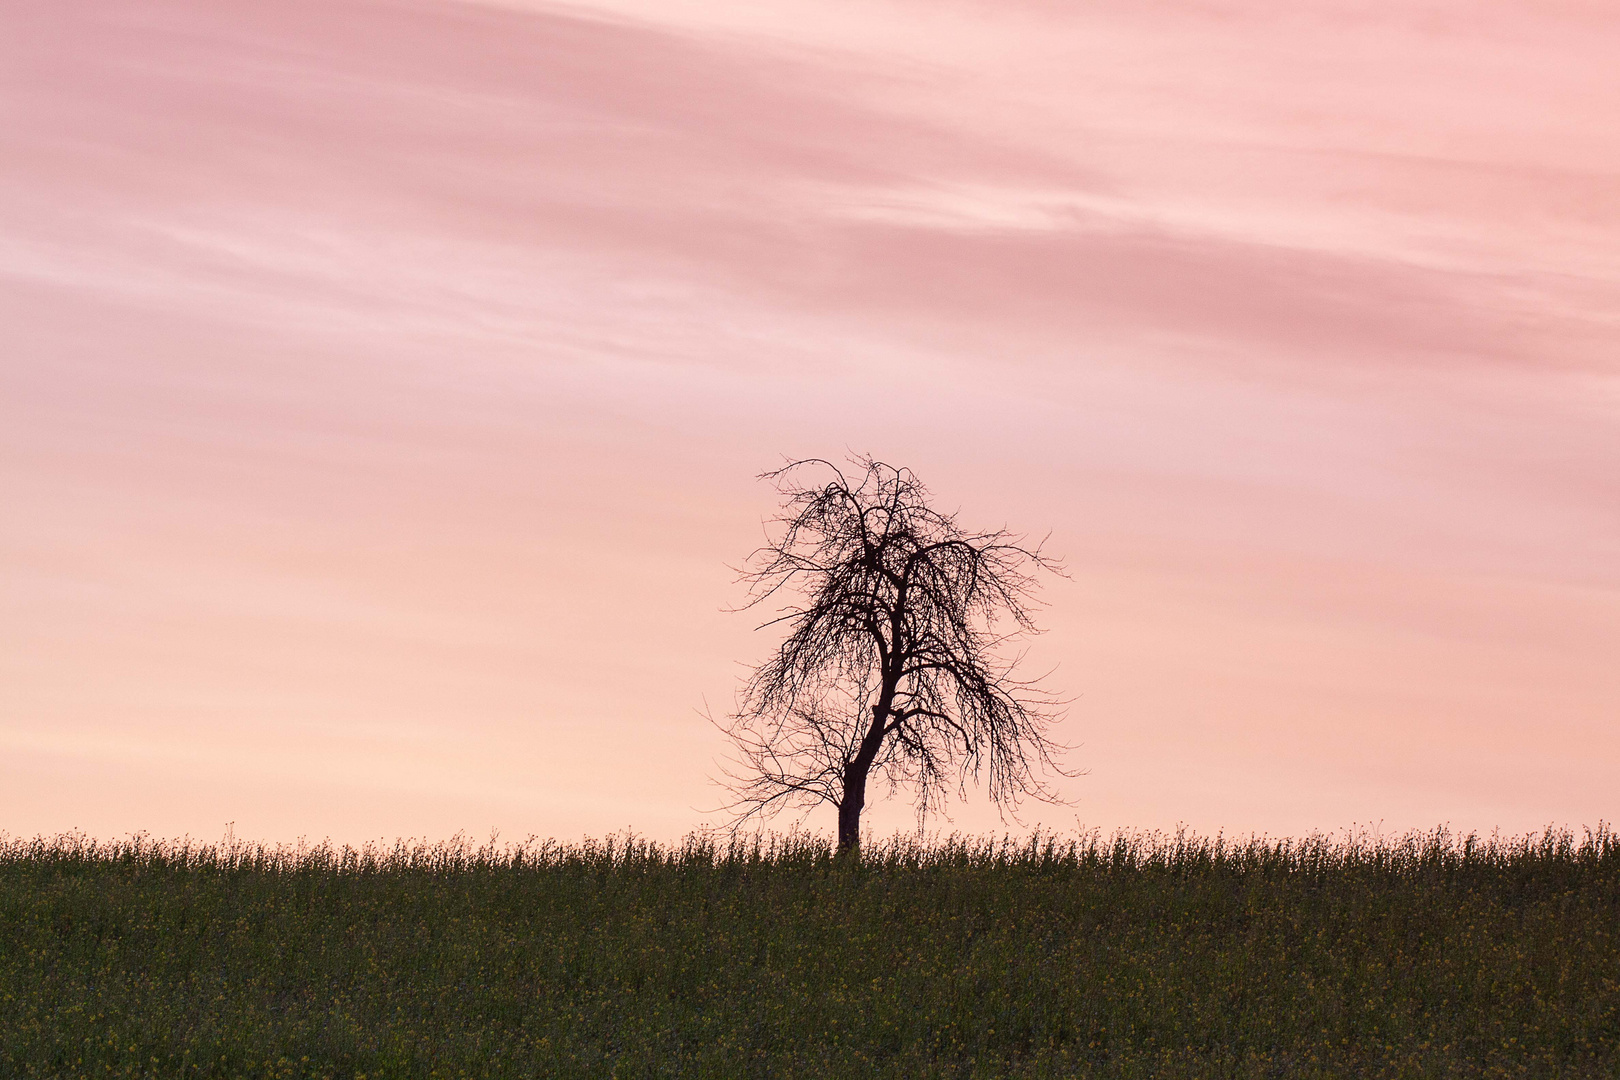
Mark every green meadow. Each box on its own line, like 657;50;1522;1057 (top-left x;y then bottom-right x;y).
3;827;1617;1079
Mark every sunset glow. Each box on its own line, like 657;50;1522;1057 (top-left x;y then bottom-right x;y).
3;0;1617;843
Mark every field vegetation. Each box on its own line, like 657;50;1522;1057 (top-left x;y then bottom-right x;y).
3;826;1617;1078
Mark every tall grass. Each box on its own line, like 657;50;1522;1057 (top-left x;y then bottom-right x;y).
4;826;1617;1078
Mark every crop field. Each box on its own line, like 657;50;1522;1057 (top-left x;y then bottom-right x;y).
3;827;1617;1079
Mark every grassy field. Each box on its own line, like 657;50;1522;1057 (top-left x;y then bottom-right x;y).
3;827;1617;1079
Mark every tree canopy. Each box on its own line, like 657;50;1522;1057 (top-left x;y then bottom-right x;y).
718;456;1071;853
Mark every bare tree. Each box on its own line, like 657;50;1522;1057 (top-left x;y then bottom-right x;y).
717;455;1072;855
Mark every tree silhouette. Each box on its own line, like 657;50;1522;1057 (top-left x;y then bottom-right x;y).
718;456;1071;854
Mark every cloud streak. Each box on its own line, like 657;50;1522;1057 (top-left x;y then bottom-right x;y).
2;0;1616;842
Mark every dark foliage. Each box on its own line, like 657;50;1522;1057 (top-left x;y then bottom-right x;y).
3;827;1619;1078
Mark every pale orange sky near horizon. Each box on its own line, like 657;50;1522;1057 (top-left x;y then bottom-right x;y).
3;0;1617;845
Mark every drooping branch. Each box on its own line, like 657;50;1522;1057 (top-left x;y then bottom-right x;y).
713;456;1075;851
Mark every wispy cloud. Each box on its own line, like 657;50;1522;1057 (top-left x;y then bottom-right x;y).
2;0;1616;842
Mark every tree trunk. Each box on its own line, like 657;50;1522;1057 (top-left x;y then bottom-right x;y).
838;665;899;857
837;762;869;856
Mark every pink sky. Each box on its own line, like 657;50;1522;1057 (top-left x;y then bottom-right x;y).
3;0;1617;844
